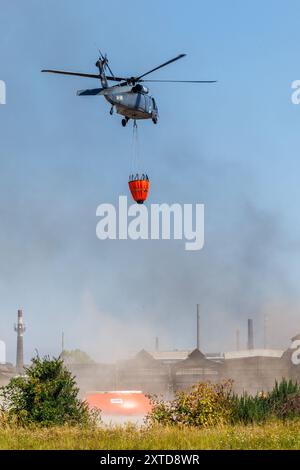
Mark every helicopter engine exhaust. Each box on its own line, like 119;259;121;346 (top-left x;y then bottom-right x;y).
131;84;149;94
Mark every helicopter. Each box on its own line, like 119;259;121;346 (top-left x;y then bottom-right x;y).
42;52;216;127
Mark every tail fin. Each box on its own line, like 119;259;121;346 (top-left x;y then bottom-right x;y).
95;57;109;88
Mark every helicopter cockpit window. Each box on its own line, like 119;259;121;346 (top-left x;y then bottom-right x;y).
152;98;156;109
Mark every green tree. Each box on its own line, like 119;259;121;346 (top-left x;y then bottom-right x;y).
0;355;95;426
61;349;95;364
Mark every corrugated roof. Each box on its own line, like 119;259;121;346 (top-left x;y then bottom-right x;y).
224;349;284;359
148;350;191;361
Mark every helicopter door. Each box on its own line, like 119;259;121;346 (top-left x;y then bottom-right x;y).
145;95;152;114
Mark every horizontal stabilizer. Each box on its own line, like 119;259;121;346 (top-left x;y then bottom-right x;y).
77;88;104;96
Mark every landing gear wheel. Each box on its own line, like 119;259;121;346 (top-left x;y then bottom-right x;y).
152;117;158;124
122;118;127;127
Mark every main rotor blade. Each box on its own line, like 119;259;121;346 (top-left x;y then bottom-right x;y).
140;79;217;83
106;76;128;82
41;69;101;79
41;69;128;82
136;54;186;80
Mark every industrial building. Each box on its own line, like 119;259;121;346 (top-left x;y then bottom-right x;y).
67;313;300;397
67;340;300;398
1;309;300;398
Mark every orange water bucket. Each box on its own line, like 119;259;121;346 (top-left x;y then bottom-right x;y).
128;179;150;204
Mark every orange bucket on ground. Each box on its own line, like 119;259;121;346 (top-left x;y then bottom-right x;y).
128;178;150;204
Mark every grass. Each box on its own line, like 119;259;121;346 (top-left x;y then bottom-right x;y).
0;420;300;450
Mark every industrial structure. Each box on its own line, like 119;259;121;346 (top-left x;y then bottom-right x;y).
57;313;300;397
67;336;300;398
64;313;299;397
14;309;25;374
0;309;300;398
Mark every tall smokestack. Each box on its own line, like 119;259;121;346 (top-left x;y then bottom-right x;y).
155;336;159;352
247;318;254;350
196;304;200;350
14;309;26;373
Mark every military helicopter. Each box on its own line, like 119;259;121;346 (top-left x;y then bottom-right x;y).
42;52;216;127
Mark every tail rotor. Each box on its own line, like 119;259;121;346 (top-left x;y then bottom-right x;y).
97;49;114;77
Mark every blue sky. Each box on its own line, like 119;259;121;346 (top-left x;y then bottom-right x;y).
0;0;300;363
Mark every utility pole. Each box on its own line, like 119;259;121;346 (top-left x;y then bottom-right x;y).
236;328;240;351
61;331;65;355
247;319;254;350
264;314;268;349
197;304;200;350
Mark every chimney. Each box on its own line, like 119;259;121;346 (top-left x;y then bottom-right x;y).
14;309;26;373
155;336;159;352
247;318;254;350
196;304;200;349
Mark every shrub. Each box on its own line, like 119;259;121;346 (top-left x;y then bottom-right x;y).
230;393;270;424
148;380;234;427
231;379;300;424
0;355;97;427
148;378;300;427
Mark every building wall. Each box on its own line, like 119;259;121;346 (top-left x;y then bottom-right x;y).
67;346;300;398
221;357;289;395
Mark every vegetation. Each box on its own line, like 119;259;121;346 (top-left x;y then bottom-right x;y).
148;379;300;426
61;349;95;364
0;364;300;449
0;421;299;450
0;355;96;427
148;381;233;427
232;379;300;424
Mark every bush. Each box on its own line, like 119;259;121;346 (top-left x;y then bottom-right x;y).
230;393;270;424
0;355;97;427
230;379;300;424
148;380;234;427
148;379;300;427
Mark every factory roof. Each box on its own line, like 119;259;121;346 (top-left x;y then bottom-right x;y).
142;349;224;363
224;349;284;359
148;350;192;362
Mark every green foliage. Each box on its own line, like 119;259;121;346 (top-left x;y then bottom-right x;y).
61;349;94;364
232;379;300;424
148;380;234;427
269;378;300;408
230;393;269;424
0;355;97;427
148;378;300;427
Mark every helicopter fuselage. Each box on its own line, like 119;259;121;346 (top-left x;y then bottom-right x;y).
105;91;158;122
42;52;216;127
